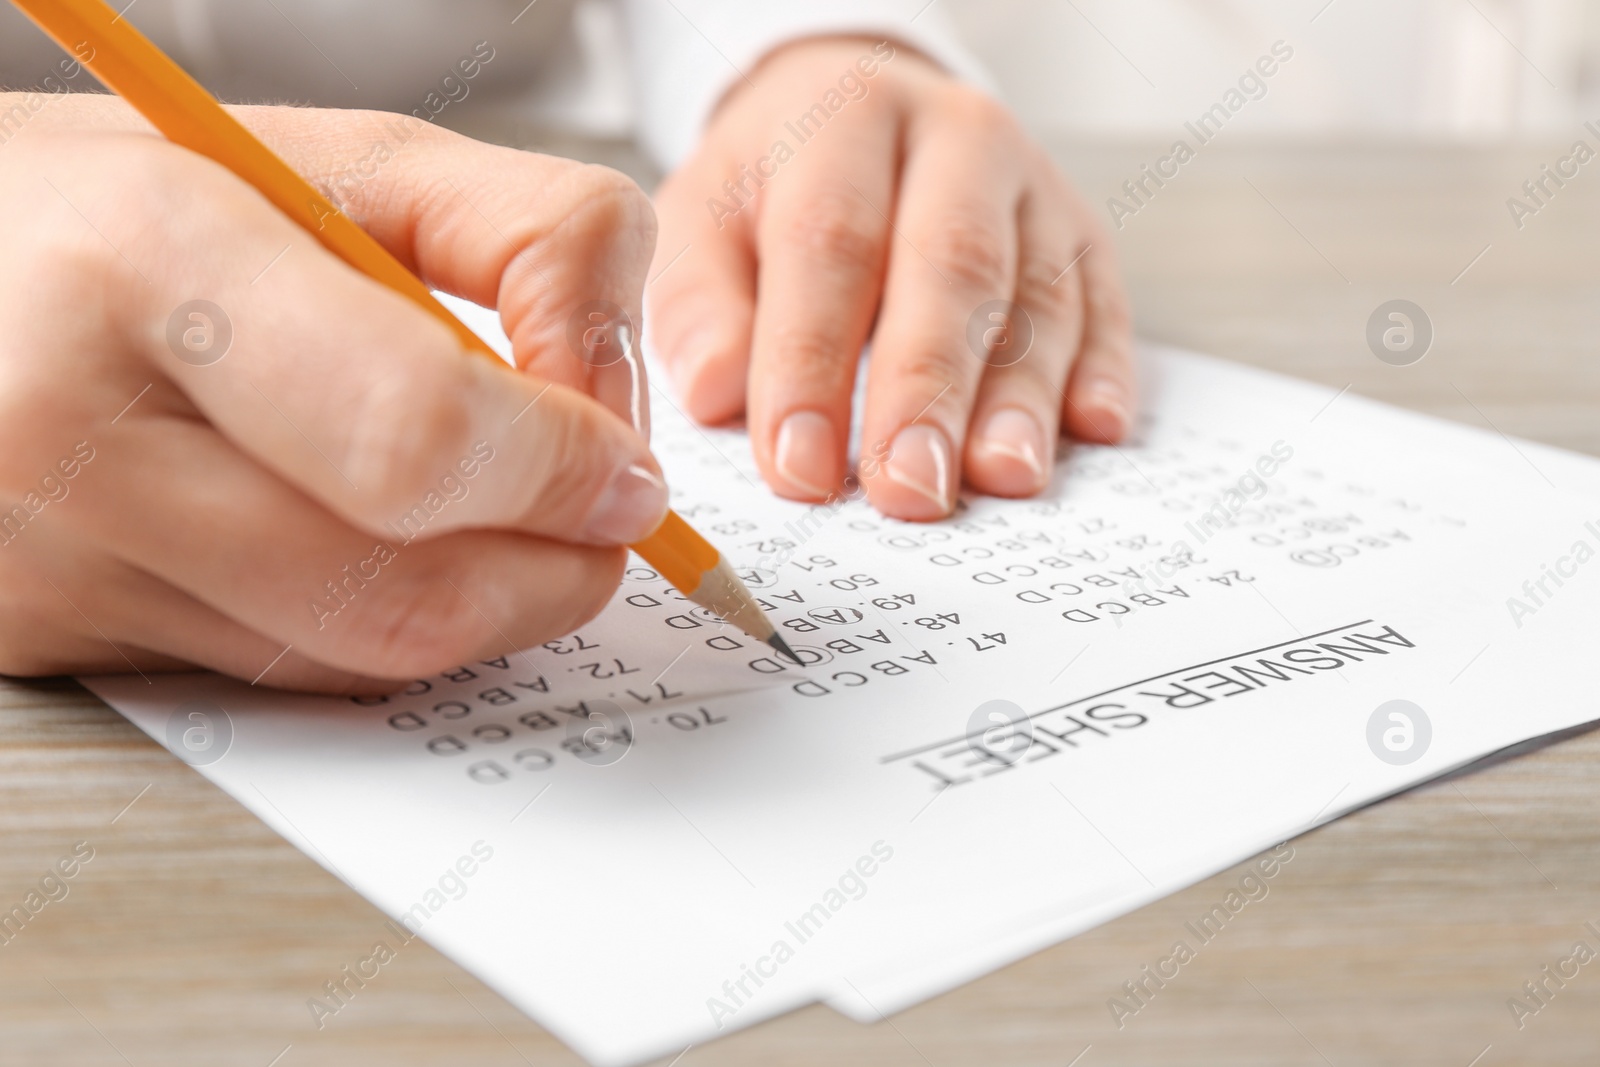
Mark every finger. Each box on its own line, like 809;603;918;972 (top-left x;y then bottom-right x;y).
963;179;1088;497
30;132;667;547
858;93;1027;520
1059;211;1135;443
71;410;627;681
12;550;398;694
745;116;897;501
234;105;659;426
19;95;659;424
649;157;758;425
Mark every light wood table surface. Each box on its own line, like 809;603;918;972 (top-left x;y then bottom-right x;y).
3;135;1599;1067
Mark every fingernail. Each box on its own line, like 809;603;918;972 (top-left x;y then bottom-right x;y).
774;411;837;500
1082;379;1129;436
882;424;952;514
972;407;1047;492
582;462;670;543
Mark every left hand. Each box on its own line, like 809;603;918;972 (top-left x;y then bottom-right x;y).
648;36;1135;521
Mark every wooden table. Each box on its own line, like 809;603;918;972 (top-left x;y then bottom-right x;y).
4;136;1599;1067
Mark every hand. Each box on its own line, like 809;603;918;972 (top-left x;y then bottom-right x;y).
0;96;663;692
649;37;1134;520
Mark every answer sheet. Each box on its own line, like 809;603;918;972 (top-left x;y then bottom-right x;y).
85;318;1600;1065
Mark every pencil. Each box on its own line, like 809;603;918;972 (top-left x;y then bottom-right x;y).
12;0;801;666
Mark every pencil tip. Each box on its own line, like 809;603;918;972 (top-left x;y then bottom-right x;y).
766;632;802;665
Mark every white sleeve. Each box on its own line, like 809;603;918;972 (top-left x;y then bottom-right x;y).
620;0;993;171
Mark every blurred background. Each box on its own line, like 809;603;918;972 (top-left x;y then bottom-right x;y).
953;0;1600;142
5;0;1600;148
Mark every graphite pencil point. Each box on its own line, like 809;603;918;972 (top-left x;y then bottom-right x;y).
766;632;803;666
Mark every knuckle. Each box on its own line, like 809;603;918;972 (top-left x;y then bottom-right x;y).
517;163;656;301
852;83;897;122
939;85;1015;136
1015;255;1084;322
764;321;860;383
565;164;657;244
345;547;623;677
343;359;475;516
503;393;622;532
890;348;980;405
522;414;607;523
311;114;448;217
921;212;1011;292
353;565;493;675
776;195;883;271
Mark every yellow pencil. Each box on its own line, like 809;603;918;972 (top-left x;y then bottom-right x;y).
11;0;799;664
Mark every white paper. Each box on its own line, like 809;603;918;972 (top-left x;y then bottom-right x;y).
83;325;1600;1065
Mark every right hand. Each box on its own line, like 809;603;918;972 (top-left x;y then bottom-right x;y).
0;96;663;693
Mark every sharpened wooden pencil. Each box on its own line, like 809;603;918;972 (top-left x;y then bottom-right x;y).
12;0;799;664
